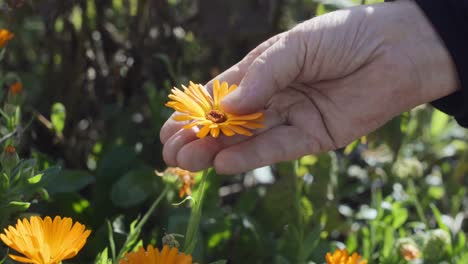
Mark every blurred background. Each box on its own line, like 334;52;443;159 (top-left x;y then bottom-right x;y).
1;0;468;263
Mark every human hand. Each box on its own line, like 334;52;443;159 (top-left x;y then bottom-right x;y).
160;0;459;174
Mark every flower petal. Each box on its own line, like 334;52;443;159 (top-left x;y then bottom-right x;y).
196;124;211;138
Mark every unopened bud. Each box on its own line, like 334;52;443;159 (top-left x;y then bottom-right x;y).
423;229;451;261
1;145;19;172
7;82;23;105
9;82;22;95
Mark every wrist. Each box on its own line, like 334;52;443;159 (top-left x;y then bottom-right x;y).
374;0;460;104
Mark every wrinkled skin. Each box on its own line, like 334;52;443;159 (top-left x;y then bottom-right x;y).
160;0;459;174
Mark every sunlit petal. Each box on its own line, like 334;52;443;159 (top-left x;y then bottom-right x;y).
0;216;91;264
166;80;264;138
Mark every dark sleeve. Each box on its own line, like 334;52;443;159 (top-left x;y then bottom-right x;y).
386;0;468;128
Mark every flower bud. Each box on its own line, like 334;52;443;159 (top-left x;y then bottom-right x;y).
423;229;451;261
7;81;23;105
1;145;19;173
9;82;22;95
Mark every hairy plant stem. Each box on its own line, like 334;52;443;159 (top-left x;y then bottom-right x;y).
183;168;210;254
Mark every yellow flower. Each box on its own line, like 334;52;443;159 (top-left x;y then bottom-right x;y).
0;216;91;264
119;245;192;264
326;249;367;264
9;82;23;95
0;29;14;47
165;80;264;138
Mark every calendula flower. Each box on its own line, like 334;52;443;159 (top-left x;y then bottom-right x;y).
156;167;195;198
165;80;263;138
0;216;91;264
9;82;22;95
0;29;14;47
119;245;192;264
326;249;367;264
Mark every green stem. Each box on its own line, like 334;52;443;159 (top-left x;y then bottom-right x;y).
183;169;210;254
293;160;305;262
408;179;429;227
116;186;169;262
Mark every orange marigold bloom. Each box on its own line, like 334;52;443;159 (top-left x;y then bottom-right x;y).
326;249;367;264
9;82;22;95
0;29;14;47
0;216;91;264
119;245;192;264
165;80;264;138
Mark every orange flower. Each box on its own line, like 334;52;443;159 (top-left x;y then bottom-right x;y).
0;216;91;264
0;29;14;47
160;167;195;198
119;245;192;264
165;80;264;138
326;249;367;264
9;82;22;95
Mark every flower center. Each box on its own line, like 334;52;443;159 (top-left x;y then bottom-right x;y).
206;110;227;123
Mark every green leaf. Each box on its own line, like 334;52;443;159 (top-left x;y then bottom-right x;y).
0;48;5;62
454;232;466;255
344;139;360;155
0;249;9;264
392;207;408;229
302;222;325;259
27;173;43;184
8;201;30;211
430;109;450;138
42;169;94;194
11;159;36;183
382;227;394;257
97;146;138;181
116;187;169;260
50;102;66;133
94;247;112;264
208;261;227;264
110;167;159;208
430;203;449;233
106;220;116;262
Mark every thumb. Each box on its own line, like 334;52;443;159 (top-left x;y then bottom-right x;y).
221;31;305;114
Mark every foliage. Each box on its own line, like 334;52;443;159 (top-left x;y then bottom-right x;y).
1;0;468;264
